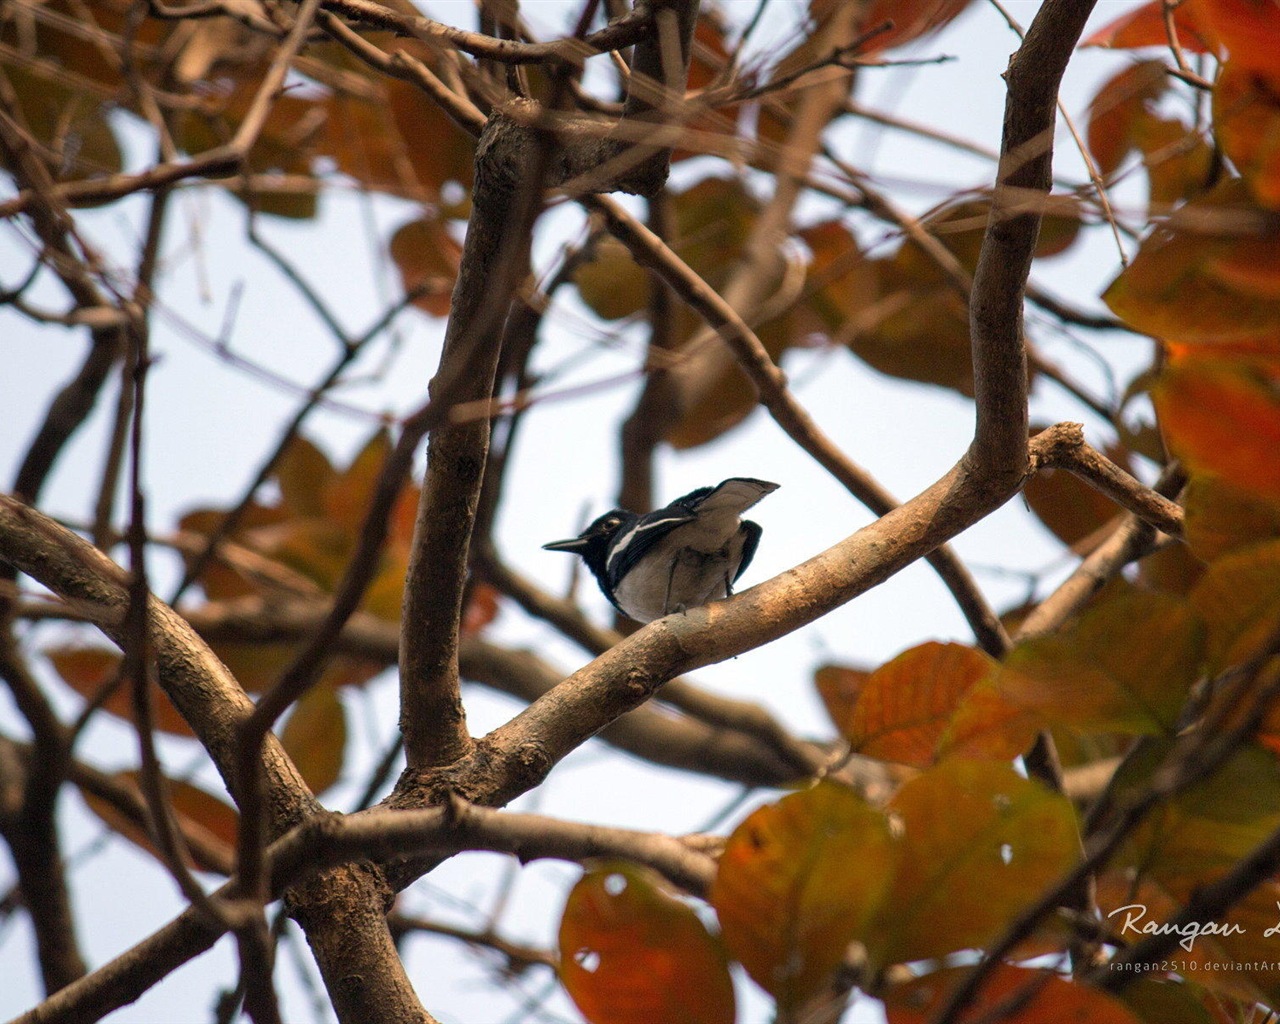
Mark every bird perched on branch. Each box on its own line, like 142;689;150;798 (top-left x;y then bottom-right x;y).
543;478;779;624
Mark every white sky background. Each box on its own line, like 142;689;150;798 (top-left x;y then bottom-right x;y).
0;2;1162;1021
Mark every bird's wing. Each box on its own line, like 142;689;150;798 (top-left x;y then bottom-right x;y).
688;478;779;515
733;520;764;584
604;511;696;588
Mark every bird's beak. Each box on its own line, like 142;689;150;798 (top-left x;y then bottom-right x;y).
542;536;590;552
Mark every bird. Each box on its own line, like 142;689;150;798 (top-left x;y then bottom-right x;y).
543;477;779;624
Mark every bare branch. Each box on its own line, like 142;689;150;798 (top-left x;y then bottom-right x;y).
968;0;1098;479
1030;424;1184;535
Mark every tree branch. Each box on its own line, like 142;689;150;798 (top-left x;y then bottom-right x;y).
967;0;1098;479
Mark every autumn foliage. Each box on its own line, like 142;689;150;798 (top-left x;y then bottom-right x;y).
7;0;1280;1022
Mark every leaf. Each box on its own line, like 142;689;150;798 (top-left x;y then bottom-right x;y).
177;502;290;600
80;772;238;874
851;0;973;54
45;646;194;737
1136;538;1205;596
710;781;895;1011
836;642;996;767
384;76;476;200
572;236;652;321
1087;61;1172;177
884;964;1142;1024
1098;739;1280;1003
663;177;792;448
1214;61;1280;210
1155;357;1280;505
1184;473;1280;561
951;592;1204;741
1189;537;1280;671
273;435;335;518
280;685;347;796
1198;0;1280;72
1;65;123;182
1103;180;1280;345
461;582;500;636
813;663;872;736
324;430;393;535
1118;977;1220;1024
1080;1;1219;54
560;862;735;1024
1083;60;1214;210
869;761;1080;966
1110;739;1280;884
389;215;462;317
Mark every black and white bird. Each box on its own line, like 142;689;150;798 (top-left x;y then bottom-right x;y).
543;478;779;623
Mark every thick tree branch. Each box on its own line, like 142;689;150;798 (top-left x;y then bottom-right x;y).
10;801;713;1024
144;595;827;787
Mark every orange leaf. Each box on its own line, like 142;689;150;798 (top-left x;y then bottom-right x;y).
838;642;996;767
388;216;461;317
1190;537;1280;672
1080;1;1219;54
323;430;393;535
45;646;194;737
1214;61;1280;210
711;781;894;1011
1198;0;1280;72
79;772;237;874
560;862;734;1024
279;685;347;796
853;0;973;54
949;592;1203;745
1103;180;1280;344
1086;61;1170;177
869;761;1080;966
461;582;500;636
813;662;872;736
1155;357;1280;505
884;964;1141;1024
273;435;334;518
1184;473;1280;561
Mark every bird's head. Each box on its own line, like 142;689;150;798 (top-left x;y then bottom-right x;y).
542;509;632;580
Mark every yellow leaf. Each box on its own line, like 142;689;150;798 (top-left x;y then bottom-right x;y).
280;686;347;796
